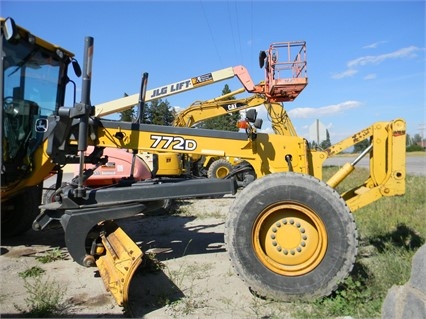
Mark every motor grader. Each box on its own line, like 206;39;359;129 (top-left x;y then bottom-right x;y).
90;42;305;185
171;88;298;180
76;88;297;188
1;17;406;311
68;42;305;188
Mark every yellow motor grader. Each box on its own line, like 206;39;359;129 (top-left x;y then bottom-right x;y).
83;88;297;187
1;17;406;310
168;87;298;180
72;40;305;187
91;41;304;185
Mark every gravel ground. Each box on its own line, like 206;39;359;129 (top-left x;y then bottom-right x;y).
3;153;423;317
0;195;299;318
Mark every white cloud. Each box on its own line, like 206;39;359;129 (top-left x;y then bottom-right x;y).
332;69;358;79
364;73;377;80
288;101;361;119
347;46;420;68
333;46;420;80
363;40;387;49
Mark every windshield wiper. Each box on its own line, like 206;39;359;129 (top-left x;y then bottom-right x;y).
8;48;39;77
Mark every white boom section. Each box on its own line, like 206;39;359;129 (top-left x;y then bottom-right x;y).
95;66;256;117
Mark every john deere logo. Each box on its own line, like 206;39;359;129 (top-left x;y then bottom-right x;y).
35;118;48;132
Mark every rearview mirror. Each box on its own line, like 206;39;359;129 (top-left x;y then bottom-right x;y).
4;17;17;41
72;58;82;77
245;109;257;123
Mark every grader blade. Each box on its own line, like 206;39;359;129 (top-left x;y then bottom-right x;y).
95;223;142;306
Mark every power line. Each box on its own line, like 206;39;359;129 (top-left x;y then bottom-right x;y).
199;0;223;65
233;1;243;65
250;0;254;72
227;1;238;61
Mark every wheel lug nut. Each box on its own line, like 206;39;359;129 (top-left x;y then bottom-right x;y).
272;241;277;246
272;227;277;233
290;250;295;255
296;222;301;228
271;234;276;239
301;241;306;247
282;219;287;224
276;222;281;227
277;246;282;252
290;219;294;225
302;235;307;240
297;247;302;252
300;228;305;233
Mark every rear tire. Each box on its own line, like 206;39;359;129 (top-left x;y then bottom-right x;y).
1;184;42;238
207;159;233;179
225;172;358;301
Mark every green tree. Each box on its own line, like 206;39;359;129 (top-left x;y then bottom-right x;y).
320;129;332;149
136;101;151;124
406;133;425;152
406;133;412;146
353;138;370;153
146;98;175;125
120;108;135;122
199;84;240;132
309;129;331;149
413;133;423;144
119;93;136;122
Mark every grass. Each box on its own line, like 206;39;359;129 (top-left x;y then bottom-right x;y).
136;239;215;317
291;167;426;318
173;198;231;219
406;151;426;157
15;247;71;317
139;252;166;273
15;277;70;318
14;165;423;318
165;261;213;317
18;266;46;279
35;247;68;264
138;166;424;318
334;151;425;157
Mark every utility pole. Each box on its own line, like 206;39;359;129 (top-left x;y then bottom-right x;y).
419;123;426;148
419;123;425;139
309;119;326;146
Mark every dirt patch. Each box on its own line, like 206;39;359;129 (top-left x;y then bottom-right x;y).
0;196;297;318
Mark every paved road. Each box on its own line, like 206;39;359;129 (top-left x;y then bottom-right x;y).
45;155;425;189
324;155;426;176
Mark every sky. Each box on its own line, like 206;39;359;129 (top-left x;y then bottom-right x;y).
2;0;425;144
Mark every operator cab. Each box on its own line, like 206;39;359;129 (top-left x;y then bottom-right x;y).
1;17;80;186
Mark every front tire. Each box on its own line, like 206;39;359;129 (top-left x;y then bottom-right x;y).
207;159;233;179
225;172;358;301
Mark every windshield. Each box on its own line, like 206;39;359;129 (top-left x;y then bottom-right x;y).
3;39;65;116
1;32;70;183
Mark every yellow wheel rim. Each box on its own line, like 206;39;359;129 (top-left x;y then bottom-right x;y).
215;166;230;178
252;202;327;276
